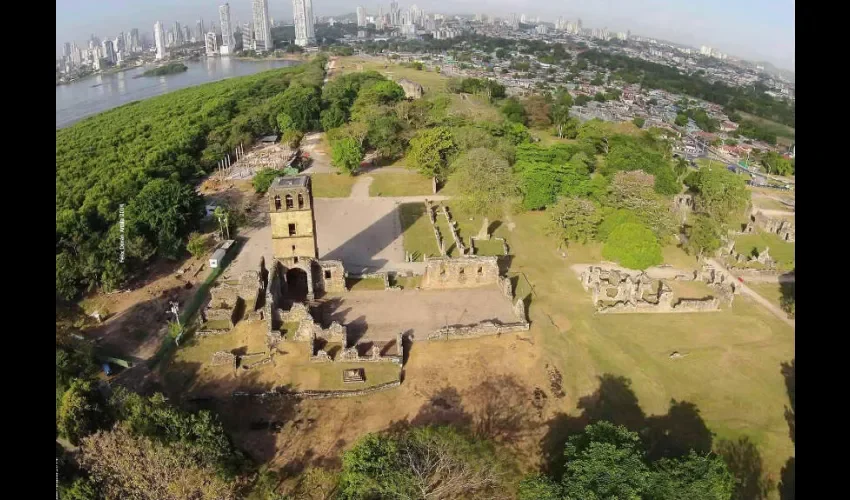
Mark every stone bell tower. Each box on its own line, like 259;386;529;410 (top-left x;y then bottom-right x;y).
268;175;317;261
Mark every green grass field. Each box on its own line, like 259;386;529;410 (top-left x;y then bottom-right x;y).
368;172;434;196
501;211;794;494
739;112;795;147
335;56;501;123
398;203;440;261
734;231;795;270
310;173;357;198
346;277;387;291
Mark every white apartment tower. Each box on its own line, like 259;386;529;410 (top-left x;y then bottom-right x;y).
154;21;167;60
357;6;367;27
205;31;219;55
292;0;315;47
219;3;235;54
252;0;273;52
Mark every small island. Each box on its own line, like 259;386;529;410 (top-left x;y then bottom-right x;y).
139;63;188;77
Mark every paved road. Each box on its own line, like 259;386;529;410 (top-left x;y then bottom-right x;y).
705;258;795;328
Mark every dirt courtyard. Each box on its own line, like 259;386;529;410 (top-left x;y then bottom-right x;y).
316;287;519;342
313;198;405;273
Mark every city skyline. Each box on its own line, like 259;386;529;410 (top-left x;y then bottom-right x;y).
55;0;794;70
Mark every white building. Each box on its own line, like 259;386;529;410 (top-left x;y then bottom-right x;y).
357;6;367;27
205;31;219;55
252;0;273;52
154;21;167;60
292;0;315;47
219;3;235;54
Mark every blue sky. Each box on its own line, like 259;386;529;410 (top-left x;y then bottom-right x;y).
56;0;794;70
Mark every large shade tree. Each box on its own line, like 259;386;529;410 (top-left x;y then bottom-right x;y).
448;148;519;217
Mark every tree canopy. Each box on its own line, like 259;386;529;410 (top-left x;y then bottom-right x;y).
602;222;663;270
407;127;457;181
684;168;750;224
449;148;519;217
520;421;734;500
338;426;506;500
55;59;326;299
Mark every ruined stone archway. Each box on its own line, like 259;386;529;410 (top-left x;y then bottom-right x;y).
286;268;309;302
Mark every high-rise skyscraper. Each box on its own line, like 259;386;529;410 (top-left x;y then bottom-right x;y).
292;0;315;47
252;0;273;52
116;32;125;53
219;3;235;54
174;21;184;45
391;1;401;26
101;40;115;64
154;21;167;60
197;19;205;42
357;6;367;27
130;29;140;52
205;31;219;55
63;42;71;58
184;25;192;43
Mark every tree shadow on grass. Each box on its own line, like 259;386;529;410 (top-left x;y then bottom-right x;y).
779;358;795;500
541;374;716;480
716;436;776;500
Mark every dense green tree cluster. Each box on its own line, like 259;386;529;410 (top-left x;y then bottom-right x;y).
684;167;750;224
56;58;327;299
735;120;779;145
446;77;506;101
579;50;794;127
338;426;507;499
519;422;734;500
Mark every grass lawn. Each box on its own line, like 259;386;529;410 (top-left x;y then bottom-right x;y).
734;231;795;270
695;157;729;169
310;173;356;198
752;195;794;212
739;112;795;143
746;283;785;311
345;277;386;291
532;128;580;146
368;172;434;196
389;275;422;289
471;239;505;256
335;56;448;93
202;320;232;330
439;202;513;257
449;93;502;122
661;245;700;270
398;202;440;261
502;211;794;494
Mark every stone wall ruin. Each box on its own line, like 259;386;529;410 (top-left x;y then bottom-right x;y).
420;255;500;289
580;266;726;313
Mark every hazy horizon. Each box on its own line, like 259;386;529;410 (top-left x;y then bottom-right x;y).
56;0;794;71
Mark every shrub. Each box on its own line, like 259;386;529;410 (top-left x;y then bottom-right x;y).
602;222;663;270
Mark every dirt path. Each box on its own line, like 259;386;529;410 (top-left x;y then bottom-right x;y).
754;208;795;218
301;133;334;174
705;258;795;328
350;176;373;198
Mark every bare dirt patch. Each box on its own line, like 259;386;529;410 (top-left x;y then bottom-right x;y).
316;287;520;342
